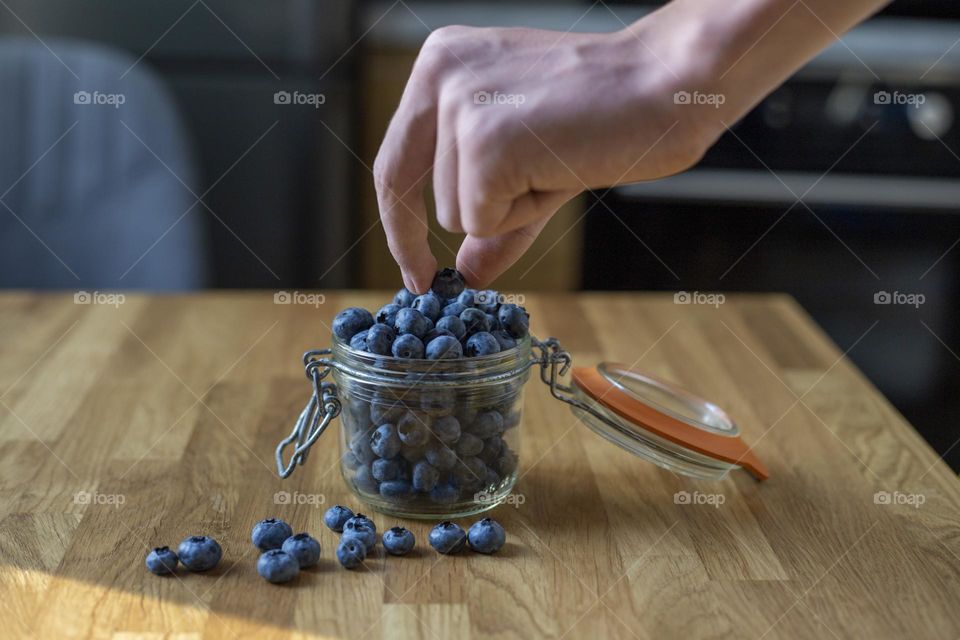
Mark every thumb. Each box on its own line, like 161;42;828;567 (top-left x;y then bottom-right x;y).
455;217;551;289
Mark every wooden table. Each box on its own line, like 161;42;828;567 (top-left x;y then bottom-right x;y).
1;292;958;639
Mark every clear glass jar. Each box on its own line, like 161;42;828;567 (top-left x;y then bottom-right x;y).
332;335;530;519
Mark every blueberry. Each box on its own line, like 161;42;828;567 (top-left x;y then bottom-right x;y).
440;302;467;319
371;423;401;459
454;456;487;490
252;518;294;551
394;307;432;339
379;480;414;501
460;308;489;336
456;432;483;456
376;303;402;326
432;415;461;444
430;483;460;504
425;442;458;471
393;288;416;308
498;449;519;476
482;466;501;489
420;388;455;416
364;323;396;355
436;315;466;340
353;464;379;493
429;522;467;554
412;292;442;322
498;304;529;339
464;332;501;357
456;289;477;307
323;505;354;533
470;411;504;438
412;460;441;492
467;518;506;554
397;412;429;447
333;307;374;342
478;435;504;465
342;521;378;553
177;535;222;571
370;392;405;423
422;328;455;345
349;330;368;350
372;457;401;481
426;335;463;359
485;313;498;332
491;330;517;351
475;290;500;313
392;333;425;359
344;513;377;533
382;526;416;556
281;533;321;568
400;441;429;463
145;546;178;575
429;268;466;299
336;538;367;569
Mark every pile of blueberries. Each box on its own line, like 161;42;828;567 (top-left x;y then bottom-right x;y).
326;504;507;569
145;508;506;583
333;269;528;511
332;268;530;360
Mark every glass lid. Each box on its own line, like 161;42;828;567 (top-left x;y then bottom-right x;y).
569;363;769;481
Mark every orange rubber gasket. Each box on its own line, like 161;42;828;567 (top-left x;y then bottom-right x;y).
571;366;769;481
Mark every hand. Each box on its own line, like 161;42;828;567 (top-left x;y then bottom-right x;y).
373;0;889;293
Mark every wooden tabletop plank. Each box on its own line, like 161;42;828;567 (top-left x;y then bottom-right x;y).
0;292;958;639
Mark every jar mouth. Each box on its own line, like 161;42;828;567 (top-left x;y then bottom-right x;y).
330;334;532;385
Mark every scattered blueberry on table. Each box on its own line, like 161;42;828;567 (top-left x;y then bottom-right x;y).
336;538;367;569
324;505;355;533
251;518;294;551
281;533;321;568
145;546;178;575
177;535;222;572
257;549;300;583
429;522;467;554
382;526;416;556
467;518;506;554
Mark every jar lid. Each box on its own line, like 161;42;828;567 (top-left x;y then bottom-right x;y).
569;363;769;481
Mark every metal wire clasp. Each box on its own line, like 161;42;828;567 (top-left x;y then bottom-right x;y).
531;337;599;416
275;349;341;478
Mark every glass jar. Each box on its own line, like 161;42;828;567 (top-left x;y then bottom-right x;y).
276;336;769;519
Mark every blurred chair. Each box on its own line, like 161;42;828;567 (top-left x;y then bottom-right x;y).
0;36;206;289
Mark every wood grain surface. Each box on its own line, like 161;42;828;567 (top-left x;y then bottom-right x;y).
0;291;958;639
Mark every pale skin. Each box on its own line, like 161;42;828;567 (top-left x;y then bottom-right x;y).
373;0;890;294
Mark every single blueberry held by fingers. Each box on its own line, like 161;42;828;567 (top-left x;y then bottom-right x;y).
412;292;442;322
397;412;429;447
257;549;299;583
178;535;222;571
429;522;467;554
336;538;366;569
440;302;466;319
470;411;504;438
460;308;489;336
392;333;425;359
371;423;402;459
468;518;506;554
376;303;402;326
465;332;501;357
491;330;517;351
145;546;178;575
412;460;441;492
433;415;461;444
425;442;458;470
430;482;460;504
349;330;368;350
252;518;294;551
380;480;414;501
436;315;466;340
333;307;374;341
281;533;321;568
382;526;416;556
394;307;432;339
430;268;466;299
426;335;463;359
323;505;355;533
372;457;401;481
498;304;529;339
364;323;396;355
393;288;416;308
342;522;378;553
